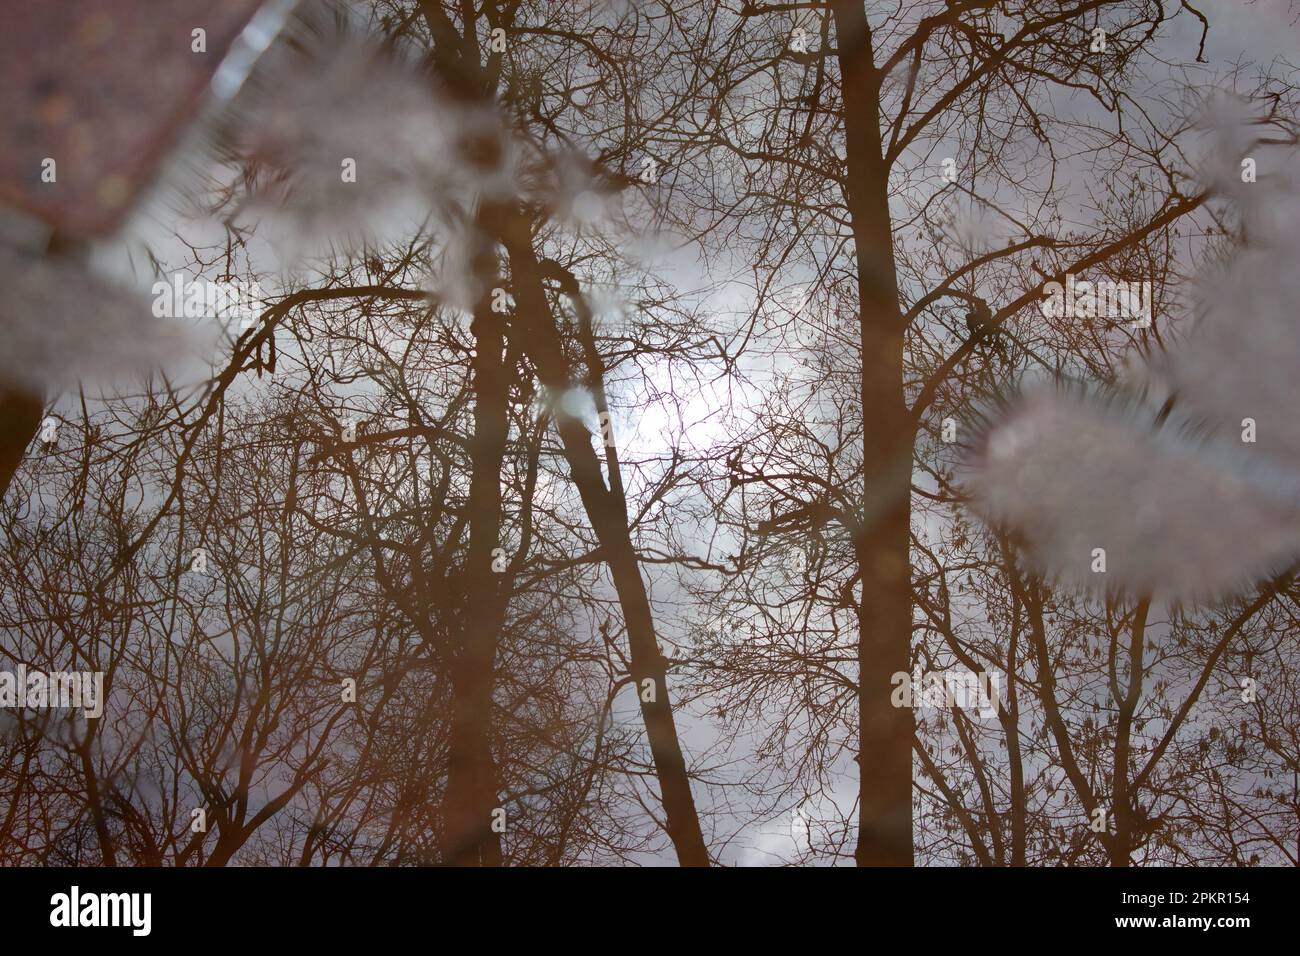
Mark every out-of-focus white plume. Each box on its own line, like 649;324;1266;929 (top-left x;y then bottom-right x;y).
964;385;1300;599
1158;95;1300;463
227;29;522;259
0;246;207;394
962;93;1300;601
230;35;445;250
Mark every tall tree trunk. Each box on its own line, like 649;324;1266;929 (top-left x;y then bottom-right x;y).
833;0;915;866
496;212;710;866
1004;612;1028;866
0;387;42;500
441;247;511;867
1109;598;1150;867
412;0;707;866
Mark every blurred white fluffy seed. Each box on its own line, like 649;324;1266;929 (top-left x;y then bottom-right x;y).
0;247;211;394
962;389;1300;601
229;35;526;256
232;38;446;245
961;100;1300;602
1157;95;1300;464
1160;245;1300;465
